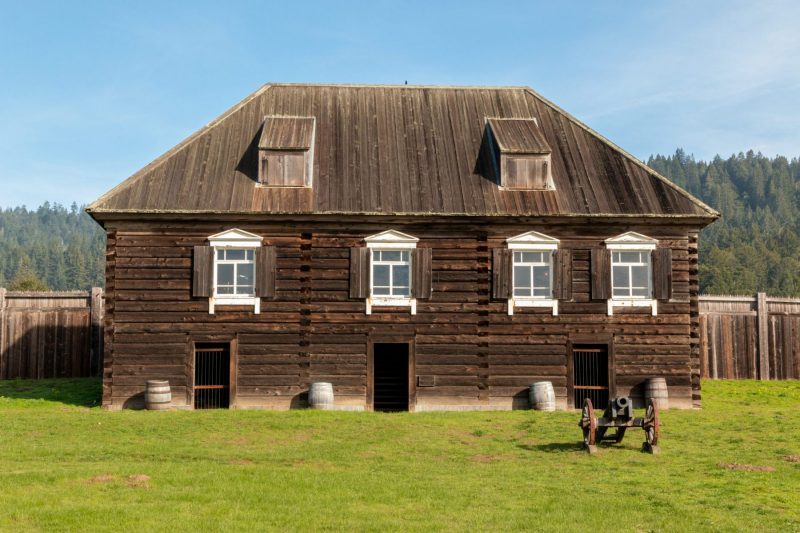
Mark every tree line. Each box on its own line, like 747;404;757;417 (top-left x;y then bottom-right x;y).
1;149;799;295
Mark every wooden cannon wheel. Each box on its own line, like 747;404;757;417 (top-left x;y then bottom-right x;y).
579;398;597;452
642;398;661;454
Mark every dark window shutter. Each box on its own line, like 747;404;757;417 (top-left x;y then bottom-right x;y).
553;249;573;301
192;245;214;297
492;248;512;299
412;248;433;299
349;247;370;299
652;248;673;301
590;248;611;300
255;246;277;298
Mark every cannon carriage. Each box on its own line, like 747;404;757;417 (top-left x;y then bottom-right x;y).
579;396;661;454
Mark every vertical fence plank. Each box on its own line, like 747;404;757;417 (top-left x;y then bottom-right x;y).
757;292;770;380
0;287;5;379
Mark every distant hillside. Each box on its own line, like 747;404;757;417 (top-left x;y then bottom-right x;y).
0;203;104;290
648;150;800;296
1;150;799;294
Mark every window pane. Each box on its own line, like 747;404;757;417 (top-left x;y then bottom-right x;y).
372;250;381;262
514;265;531;290
393;264;410;288
217;286;234;295
522;251;543;263
238;263;254;286
217;263;234;286
613;287;628;297
619;251;640;263
392;285;410;297
245;250;254;260
631;265;649;288
217;249;225;260
381;250;401;262
373;287;390;295
514;287;531;297
533;287;550;297
236;285;254;295
373;264;390;287
612;251;621;263
401;251;409;262
226;249;245;261
514;252;522;262
533;266;550;289
612;265;629;289
632;287;650;298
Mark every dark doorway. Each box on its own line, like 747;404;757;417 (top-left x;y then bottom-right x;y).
372;343;409;412
572;345;609;409
194;343;230;409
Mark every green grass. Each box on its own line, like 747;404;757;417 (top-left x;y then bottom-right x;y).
0;379;798;532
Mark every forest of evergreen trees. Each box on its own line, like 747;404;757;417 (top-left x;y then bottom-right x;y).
0;149;799;295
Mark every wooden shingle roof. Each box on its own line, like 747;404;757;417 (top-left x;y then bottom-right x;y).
259;116;315;150
487;118;551;154
88;83;718;219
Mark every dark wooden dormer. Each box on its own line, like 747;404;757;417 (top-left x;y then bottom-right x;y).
487;118;554;190
258;115;316;187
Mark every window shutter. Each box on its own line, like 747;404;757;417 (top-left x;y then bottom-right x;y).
192;245;214;297
492;248;512;299
412;248;433;299
590;248;611;300
255;246;277;298
553;249;572;301
349;247;370;299
652;248;673;300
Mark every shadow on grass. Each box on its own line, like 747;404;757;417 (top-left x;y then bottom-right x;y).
518;442;585;453
0;378;101;407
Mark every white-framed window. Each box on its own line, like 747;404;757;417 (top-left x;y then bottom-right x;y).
207;228;262;314
507;231;559;315
364;230;419;314
605;232;657;316
513;250;552;298
611;251;650;299
371;250;411;298
215;248;255;297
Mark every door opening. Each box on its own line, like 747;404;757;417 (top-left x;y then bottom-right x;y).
194;343;230;409
372;343;409;412
572;345;609;409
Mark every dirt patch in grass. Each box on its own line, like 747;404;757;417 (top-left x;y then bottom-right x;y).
87;475;116;484
125;475;151;488
719;463;775;472
783;455;800;463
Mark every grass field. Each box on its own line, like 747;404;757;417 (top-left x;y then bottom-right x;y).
0;380;798;532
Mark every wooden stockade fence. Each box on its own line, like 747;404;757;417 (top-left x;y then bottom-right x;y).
700;293;800;380
1;288;799;382
0;288;103;379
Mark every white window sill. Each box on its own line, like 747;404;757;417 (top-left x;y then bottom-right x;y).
367;297;416;315
508;298;558;316
607;298;657;316
209;296;260;314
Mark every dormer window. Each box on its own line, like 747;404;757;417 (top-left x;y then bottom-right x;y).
258;115;315;187
486;118;554;190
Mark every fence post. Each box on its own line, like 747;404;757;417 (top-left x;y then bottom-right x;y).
90;287;104;377
0;287;5;379
757;292;770;380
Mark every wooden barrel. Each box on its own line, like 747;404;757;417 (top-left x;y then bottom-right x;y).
145;380;171;410
645;378;669;410
529;381;556;411
309;382;334;410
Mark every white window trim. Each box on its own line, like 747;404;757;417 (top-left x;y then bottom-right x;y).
605;232;657;316
507;231;559;316
207;229;262;314
364;230;418;315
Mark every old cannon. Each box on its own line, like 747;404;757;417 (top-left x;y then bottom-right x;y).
578;396;660;454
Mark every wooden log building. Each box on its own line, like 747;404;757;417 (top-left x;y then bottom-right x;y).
87;83;718;411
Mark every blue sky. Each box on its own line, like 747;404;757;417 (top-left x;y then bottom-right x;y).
0;0;798;208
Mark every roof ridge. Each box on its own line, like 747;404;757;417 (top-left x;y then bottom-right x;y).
519;87;719;217
267;82;531;90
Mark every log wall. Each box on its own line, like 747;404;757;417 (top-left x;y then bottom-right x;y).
101;218;699;410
